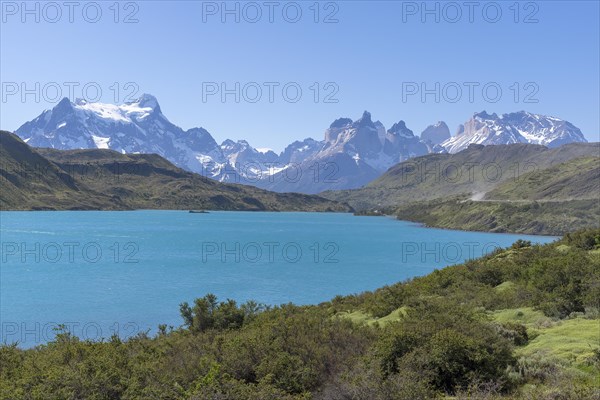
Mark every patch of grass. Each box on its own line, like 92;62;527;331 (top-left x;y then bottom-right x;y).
491;307;552;328
519;318;600;367
336;306;408;326
495;281;516;292
374;307;408;325
336;310;373;325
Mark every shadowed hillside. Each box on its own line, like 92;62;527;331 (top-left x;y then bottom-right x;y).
0;131;352;212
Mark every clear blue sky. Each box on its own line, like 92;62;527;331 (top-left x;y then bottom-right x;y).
1;0;599;151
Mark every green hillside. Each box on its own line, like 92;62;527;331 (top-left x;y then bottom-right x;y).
0;131;351;212
0;130;113;210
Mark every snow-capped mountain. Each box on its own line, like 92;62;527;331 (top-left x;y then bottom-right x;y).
15;94;228;179
279;138;323;165
316;111;431;171
221;139;278;166
383;120;429;162
322;112;384;162
441;111;587;153
421;121;451;145
253;111;432;193
219;139;280;181
14;96;589;194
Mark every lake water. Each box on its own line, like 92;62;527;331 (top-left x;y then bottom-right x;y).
0;211;556;347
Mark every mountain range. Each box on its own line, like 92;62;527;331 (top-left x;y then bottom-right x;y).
441;111;587;153
14;94;589;194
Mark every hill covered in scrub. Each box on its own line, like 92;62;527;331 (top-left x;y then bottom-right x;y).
1;230;599;399
323;142;600;235
0;131;351;212
323;142;600;209
393;197;600;236
391;156;599;235
484;156;599;201
391;155;600;235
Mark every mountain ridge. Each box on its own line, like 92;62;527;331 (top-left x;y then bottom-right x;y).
14;95;589;194
441;110;587;153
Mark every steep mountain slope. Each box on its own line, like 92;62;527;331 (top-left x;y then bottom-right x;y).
0;131;351;212
278;138;323;165
219;139;279;182
383;120;430;161
441;111;587;153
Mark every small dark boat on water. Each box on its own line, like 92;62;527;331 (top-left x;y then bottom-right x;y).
189;210;209;214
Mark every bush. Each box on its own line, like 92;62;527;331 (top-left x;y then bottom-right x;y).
495;322;529;346
180;294;267;333
561;229;600;250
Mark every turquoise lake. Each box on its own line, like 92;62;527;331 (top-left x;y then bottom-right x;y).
0;211;557;347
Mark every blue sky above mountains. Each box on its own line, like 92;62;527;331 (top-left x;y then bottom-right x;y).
2;1;598;151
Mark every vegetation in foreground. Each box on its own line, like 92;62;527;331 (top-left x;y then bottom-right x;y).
1;230;599;399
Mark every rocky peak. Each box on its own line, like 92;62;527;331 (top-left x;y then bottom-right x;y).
421;121;450;145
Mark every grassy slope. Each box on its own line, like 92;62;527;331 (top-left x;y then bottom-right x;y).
519;318;599;365
396;156;600;235
0;131;351;212
490;308;599;364
341;306;599;378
